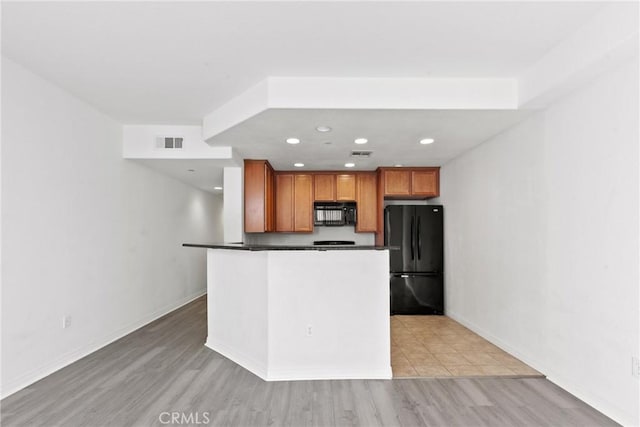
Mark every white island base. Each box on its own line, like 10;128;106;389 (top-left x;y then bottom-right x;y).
205;248;392;381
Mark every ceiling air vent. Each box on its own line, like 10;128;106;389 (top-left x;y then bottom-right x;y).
350;150;373;158
156;136;184;149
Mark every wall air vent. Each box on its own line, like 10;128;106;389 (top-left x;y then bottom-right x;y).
350;150;372;158
156;136;184;149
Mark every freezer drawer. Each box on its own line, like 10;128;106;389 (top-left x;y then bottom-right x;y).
390;274;443;315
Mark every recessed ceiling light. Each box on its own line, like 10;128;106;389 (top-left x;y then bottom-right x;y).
316;126;332;132
354;138;368;145
394;164;403;167
187;169;195;172
294;163;305;167
323;141;332;145
345;162;355;168
419;138;435;145
214;186;223;190
286;138;300;144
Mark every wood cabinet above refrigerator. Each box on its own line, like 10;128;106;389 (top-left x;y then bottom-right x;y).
379;167;440;199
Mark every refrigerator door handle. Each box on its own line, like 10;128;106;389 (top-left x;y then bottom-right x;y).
410;216;415;260
384;209;390;246
417;216;421;259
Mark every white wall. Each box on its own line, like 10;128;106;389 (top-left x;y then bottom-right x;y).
206;250;269;376
223;166;243;242
266;250;390;380
206;249;391;381
439;59;639;426
123;124;233;159
1;58;223;397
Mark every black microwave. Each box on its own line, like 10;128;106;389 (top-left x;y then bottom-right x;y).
313;202;357;226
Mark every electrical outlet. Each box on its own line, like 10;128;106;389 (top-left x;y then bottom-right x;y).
632;357;640;378
62;315;71;329
306;325;313;337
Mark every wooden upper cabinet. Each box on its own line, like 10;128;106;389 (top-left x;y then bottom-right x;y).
336;174;356;201
246;163;438;235
411;169;439;197
244;160;275;233
313;174;335;201
313;173;356;202
383;170;411;197
294;174;313;232
380;167;440;199
275;174;294;232
275;173;313;232
355;173;378;233
265;166;275;230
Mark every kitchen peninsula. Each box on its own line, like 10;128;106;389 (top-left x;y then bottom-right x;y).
183;243;392;381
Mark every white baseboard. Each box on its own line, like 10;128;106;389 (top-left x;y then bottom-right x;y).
446;309;633;426
206;339;392;382
265;366;393;381
205;338;268;379
543;371;634;427
445;309;547;375
1;291;206;399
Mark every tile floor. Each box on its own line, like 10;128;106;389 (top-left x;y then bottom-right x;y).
391;315;543;378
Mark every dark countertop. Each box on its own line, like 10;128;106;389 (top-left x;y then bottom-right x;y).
182;243;397;251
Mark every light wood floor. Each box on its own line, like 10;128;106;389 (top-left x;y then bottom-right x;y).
1;296;617;426
392;315;543;378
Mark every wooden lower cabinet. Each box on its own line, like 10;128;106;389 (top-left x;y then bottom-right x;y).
355;172;378;233
275;173;313;232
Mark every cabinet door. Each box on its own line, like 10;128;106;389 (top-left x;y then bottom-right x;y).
244;160;273;233
383;170;411;197
411;170;439;197
336;174;356;201
314;174;335;201
355;173;378;233
294;174;313;232
265;165;275;231
275;174;294;232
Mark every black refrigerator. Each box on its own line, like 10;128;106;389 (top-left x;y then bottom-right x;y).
385;205;444;315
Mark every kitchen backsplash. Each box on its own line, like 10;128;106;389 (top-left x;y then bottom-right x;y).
245;226;375;246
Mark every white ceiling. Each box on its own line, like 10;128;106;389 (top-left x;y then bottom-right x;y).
133;158;235;193
2;1;603;124
2;1;615;183
208;108;533;170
